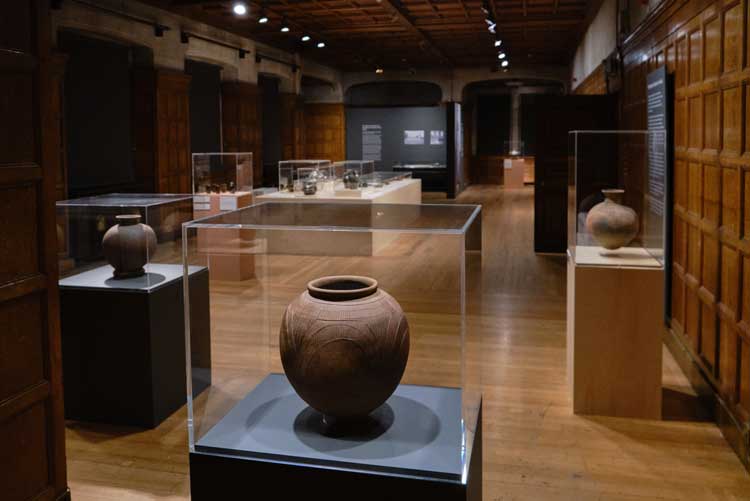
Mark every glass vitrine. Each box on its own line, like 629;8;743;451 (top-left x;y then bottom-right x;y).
56;193;192;287
183;201;483;486
568;130;667;268
332;160;375;190
277;160;332;194
192;152;253;195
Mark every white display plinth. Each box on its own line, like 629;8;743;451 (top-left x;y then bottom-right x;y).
257;178;421;205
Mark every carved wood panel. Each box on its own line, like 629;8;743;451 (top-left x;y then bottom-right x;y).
0;1;69;499
304;103;345;161
621;0;750;450
221;82;262;187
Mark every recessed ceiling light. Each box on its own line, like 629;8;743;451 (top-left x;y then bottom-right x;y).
317;41;325;48
301;35;311;42
501;60;509;67
494;39;502;47
232;2;247;15
498;52;506;59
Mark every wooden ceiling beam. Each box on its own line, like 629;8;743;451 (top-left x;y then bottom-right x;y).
375;0;452;64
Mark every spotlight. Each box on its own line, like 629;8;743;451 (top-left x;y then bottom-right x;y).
317;41;326;48
494;39;502;47
301;35;311;42
280;20;290;32
498;52;506;59
232;2;247;16
375;67;384;74
258;10;269;23
501;60;509;67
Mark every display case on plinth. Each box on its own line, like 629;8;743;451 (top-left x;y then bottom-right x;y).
567;130;667;419
56;194;210;427
192;152;255;281
182;202;483;500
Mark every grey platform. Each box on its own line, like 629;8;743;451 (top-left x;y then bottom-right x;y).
60;263;211;428
195;373;463;480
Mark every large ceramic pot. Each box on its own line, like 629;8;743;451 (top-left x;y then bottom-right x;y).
280;276;410;420
585;189;639;250
102;214;157;278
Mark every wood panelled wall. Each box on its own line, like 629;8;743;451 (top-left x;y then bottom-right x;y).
304;103;345;161
573;64;608;95
280;92;305;160
0;1;70;499
221;82;262;187
154;71;191;193
621;0;750;466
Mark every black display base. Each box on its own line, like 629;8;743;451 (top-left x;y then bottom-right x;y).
60;264;211;428
189;377;481;501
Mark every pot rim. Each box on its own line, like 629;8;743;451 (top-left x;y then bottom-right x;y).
115;214;141;225
307;275;378;301
601;188;625;195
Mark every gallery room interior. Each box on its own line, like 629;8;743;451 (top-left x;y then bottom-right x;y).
3;0;750;499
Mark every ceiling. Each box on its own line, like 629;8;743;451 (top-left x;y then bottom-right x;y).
144;0;595;71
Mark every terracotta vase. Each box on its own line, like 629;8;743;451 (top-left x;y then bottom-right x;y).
585;189;639;250
102;214;157;278
280;276;410;420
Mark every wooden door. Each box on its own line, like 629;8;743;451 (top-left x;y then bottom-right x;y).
0;1;70;500
533;95;616;253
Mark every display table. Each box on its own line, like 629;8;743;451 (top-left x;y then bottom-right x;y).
503;158;525;188
190;374;481;500
59;264;211;428
256;179;422;256
256;178;422;204
566;246;663;419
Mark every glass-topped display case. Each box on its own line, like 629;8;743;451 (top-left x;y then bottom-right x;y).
56;193;193;287
277;159;332;194
192;152;253;195
568;130;667;268
332;160;375;190
182;201;483;493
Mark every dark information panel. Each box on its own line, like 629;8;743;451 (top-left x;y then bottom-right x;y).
647;66;673;323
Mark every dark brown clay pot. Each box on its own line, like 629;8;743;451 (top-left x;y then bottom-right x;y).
585;189;639;250
102;214;157;278
280;276;410;420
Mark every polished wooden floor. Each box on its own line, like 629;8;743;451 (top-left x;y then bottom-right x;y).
65;185;750;500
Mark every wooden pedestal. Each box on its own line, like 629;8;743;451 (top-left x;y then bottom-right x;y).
503;158;525;188
567;247;664;419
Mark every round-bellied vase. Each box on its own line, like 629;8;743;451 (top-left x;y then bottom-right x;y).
102;214;157;279
280;276;410;420
585;189;639;250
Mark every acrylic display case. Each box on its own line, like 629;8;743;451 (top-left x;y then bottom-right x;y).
332;160;375;190
192;152;254;218
55;193;209;427
567;130;667;268
566;130;668;420
56;193;193;284
277;159;333;194
183;202;483;499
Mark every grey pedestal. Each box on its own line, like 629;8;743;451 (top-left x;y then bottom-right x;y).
60;264;211;428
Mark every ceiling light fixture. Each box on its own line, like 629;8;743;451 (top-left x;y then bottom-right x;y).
494;39;502;47
501;60;509;67
498;52;506;59
301;35;311;42
280;20;290;32
317;41;326;48
258;10;269;23
232;2;247;16
375;67;384;74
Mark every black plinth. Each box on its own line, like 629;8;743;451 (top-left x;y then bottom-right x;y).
60;264;211;428
189;374;482;501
